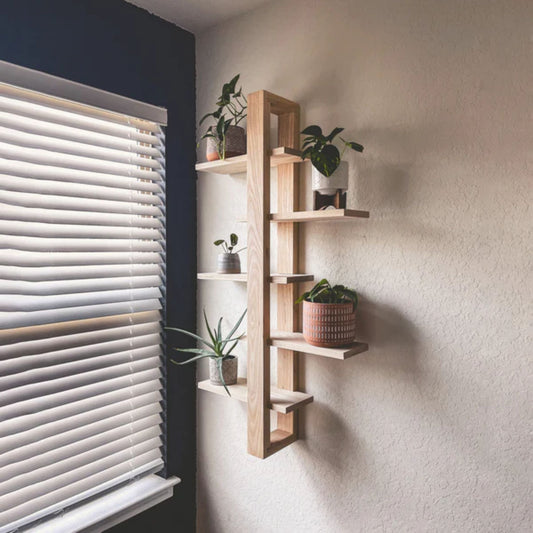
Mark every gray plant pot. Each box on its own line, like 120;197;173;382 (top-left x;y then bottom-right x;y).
209;357;238;386
217;252;241;274
206;125;246;161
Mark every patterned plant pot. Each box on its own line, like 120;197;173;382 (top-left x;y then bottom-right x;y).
302;300;356;348
217;252;241;274
209;356;238;386
206;125;246;161
311;160;349;195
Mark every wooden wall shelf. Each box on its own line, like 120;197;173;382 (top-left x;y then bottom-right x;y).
271;209;370;222
198;378;313;414
270;332;369;360
195;147;302;175
197;90;369;459
197;272;314;284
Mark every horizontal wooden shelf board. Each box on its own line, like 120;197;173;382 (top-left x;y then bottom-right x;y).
269;331;369;360
197;377;313;414
270;209;370;222
195;147;303;175
197;273;314;284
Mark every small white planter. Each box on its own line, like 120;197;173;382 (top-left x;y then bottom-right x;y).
311;161;349;195
209;357;238;386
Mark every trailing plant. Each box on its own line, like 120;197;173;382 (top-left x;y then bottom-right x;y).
296;278;358;307
301;125;364;177
199;74;247;159
166;309;247;396
214;233;246;254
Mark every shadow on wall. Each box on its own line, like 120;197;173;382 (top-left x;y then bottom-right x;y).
296;294;421;461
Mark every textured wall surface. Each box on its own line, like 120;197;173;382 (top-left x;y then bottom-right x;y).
195;1;532;532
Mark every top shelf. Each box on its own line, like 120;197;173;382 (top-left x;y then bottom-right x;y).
195;147;302;175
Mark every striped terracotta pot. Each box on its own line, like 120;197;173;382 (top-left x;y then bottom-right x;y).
302;300;356;348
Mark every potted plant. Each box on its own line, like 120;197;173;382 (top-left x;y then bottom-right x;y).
300;125;364;206
167;309;247;396
200;74;247;161
296;279;358;348
214;233;245;274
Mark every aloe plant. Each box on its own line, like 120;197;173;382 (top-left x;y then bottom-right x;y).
166;309;247;396
199;74;247;160
214;233;245;254
301;125;364;177
296;279;358;307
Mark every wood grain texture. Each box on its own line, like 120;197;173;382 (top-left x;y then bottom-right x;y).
198;378;313;414
246;90;271;458
270;331;369;360
195;147;303;175
275;107;301;436
271;209;370;222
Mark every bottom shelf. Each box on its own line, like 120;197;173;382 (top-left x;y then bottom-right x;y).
198;377;313;414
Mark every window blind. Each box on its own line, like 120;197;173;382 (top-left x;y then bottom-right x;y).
0;74;167;532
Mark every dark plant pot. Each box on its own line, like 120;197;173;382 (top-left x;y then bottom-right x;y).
206;125;246;161
302;300;356;347
217;252;241;274
209;357;238;386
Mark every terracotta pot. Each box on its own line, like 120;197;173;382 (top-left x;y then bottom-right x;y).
311;160;349;195
206;125;246;161
209;356;238;386
302;300;356;348
216;252;241;274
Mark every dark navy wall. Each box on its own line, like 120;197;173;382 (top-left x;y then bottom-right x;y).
0;1;196;531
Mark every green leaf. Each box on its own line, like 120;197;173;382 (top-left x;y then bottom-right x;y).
164;326;215;351
217;357;231;397
174;347;212;355
326;127;344;142
227;74;240;94
340;137;364;152
213;239;225;246
226;308;247;341
216;316;223;342
171;353;213;365
301;125;323;137
310;144;340;177
199;112;215;125
203;309;218;346
230;233;238;246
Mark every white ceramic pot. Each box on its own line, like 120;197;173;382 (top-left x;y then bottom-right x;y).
311;160;349;195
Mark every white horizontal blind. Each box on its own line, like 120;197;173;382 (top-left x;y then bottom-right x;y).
0;74;166;533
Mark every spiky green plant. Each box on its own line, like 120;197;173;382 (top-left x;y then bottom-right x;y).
166;309;247;396
296;279;358;307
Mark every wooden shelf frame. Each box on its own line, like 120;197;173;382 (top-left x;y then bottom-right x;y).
247;90;304;458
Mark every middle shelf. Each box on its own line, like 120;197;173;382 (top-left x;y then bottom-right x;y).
197;272;314;284
198;377;314;414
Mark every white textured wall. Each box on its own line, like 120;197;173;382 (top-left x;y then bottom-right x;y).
195;1;532;531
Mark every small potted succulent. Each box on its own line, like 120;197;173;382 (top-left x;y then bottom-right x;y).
301;125;364;200
200;74;247;161
167;309;247;396
296;279;358;348
214;233;245;274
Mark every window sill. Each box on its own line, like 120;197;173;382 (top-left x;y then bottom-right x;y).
28;475;180;533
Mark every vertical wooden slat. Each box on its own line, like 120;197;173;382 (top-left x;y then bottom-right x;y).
246;91;271;458
276;108;300;436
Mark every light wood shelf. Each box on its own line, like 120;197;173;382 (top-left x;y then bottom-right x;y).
271;209;370;222
270;331;369;360
195;147;303;175
198;378;313;414
197;272;314;284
